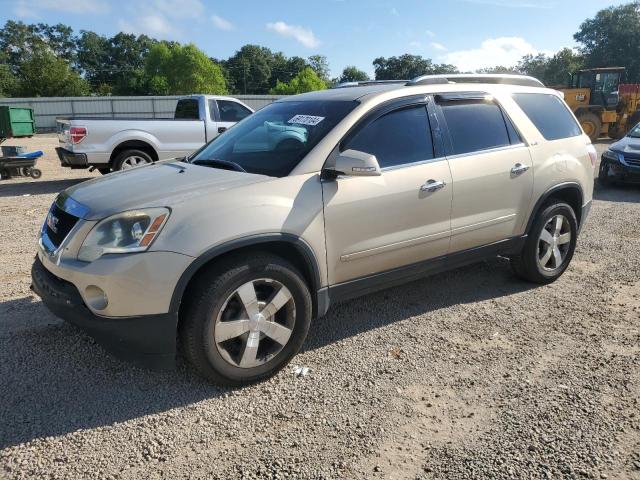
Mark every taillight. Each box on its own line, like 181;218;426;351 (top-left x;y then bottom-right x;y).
69;126;87;144
586;143;597;168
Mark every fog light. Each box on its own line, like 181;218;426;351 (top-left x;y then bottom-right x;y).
85;285;108;310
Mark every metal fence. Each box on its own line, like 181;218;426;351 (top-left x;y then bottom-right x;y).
0;95;284;132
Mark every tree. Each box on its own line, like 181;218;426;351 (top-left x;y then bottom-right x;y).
17;50;89;97
307;54;330;82
270;67;326;94
373;54;458;80
224;44;274;94
144;43;226;95
516;49;583;86
476;66;519;74
574;2;640;82
517;53;550;82
0;64;18;97
337;66;369;83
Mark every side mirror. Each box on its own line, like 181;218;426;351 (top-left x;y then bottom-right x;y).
325;149;382;177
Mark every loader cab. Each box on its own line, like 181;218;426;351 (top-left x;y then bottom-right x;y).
570;68;625;109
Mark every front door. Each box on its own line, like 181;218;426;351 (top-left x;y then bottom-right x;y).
322;101;452;286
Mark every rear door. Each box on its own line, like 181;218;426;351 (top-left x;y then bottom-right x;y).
322;97;453;287
436;93;534;253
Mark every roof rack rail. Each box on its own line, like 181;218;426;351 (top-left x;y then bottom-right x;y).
333;80;408;89
407;74;545;88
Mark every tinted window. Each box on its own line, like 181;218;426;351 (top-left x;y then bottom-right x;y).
512;93;582;141
345;105;434;168
217;100;252;122
191;100;357;177
174;99;199;119
440;101;511;155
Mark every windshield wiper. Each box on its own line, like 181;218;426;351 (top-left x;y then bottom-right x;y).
193;158;247;173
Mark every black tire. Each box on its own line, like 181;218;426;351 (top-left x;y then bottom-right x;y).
113;149;153;171
511;202;578;284
29;168;42;179
598;161;613;187
179;253;312;386
578;112;602;142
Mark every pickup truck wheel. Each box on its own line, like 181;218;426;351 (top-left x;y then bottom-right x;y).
180;253;312;386
511;202;577;284
114;149;153;171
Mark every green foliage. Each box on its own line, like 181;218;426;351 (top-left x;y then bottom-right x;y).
337;66;369;83
0;64;18;97
476;66;519;74
307;55;330;82
17;50;89;97
144;43;227;95
373;54;459;80
574;2;640;82
270;67;326;94
516;48;583;86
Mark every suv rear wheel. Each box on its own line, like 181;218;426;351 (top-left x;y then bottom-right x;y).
511;202;578;284
180;253;312;386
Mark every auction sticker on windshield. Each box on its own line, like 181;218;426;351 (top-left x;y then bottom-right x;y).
288;115;325;126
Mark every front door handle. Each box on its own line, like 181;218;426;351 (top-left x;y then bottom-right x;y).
218;126;227;134
511;163;530;176
420;179;446;192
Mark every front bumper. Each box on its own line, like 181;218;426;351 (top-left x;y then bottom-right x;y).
56;147;88;169
601;156;640;183
31;256;177;369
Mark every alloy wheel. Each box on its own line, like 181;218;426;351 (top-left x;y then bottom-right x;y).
537;214;571;271
213;278;295;368
121;155;151;169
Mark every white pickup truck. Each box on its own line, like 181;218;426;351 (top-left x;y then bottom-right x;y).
56;95;254;173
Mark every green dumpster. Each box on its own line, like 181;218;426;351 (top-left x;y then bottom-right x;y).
0;106;36;139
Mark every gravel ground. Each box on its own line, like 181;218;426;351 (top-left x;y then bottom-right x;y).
0;136;639;479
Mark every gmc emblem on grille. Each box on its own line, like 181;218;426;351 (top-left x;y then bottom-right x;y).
46;212;59;234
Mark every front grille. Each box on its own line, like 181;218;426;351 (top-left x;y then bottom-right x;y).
624;156;640;167
45;204;79;248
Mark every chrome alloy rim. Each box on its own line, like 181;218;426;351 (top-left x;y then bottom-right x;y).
537;214;571;271
213;279;295;368
121;155;151;169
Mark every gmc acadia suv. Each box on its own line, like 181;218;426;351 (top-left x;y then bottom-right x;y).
32;75;596;385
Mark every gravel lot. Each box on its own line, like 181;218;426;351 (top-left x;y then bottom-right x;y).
0;136;639;479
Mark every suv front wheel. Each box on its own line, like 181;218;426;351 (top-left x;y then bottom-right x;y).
511;202;578;284
180;253;312;386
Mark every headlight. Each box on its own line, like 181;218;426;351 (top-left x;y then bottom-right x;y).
603;150;623;162
78;208;169;262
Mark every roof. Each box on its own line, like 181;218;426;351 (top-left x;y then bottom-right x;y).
278;84;404;102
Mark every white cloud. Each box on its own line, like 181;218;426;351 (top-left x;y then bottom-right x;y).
14;0;109;17
430;42;447;51
443;37;551;72
212;15;234;31
118;14;176;39
266;21;320;48
425;30;436;38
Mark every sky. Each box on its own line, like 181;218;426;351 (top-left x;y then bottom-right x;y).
0;0;626;78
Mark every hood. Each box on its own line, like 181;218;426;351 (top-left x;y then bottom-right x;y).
64;160;270;220
610;135;640;156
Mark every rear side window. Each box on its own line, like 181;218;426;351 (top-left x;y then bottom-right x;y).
174;99;200;119
217;100;252;122
512;93;582;141
345;105;434;168
439;101;512;155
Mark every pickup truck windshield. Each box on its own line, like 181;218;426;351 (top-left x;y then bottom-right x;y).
191;100;358;177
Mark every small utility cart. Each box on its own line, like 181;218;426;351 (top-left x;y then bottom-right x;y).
0;105;42;180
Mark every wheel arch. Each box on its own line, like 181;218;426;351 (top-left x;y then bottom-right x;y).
109;140;159;165
170;233;325;322
525;182;584;234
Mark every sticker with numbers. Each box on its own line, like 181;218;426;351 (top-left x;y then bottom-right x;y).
287;115;325;126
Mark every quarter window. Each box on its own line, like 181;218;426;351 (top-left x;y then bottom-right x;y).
439;101;512;155
345;105;434;168
217;100;252;122
512;93;582;141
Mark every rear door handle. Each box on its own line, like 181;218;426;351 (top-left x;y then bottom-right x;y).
420;179;446;192
218;126;227;133
511;163;530;176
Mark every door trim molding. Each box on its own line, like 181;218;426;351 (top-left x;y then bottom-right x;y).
340;229;450;262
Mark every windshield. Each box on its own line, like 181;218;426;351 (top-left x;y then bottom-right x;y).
191;100;358;177
628;123;640;138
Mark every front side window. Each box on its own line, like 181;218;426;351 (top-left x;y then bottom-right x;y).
628;123;640;138
217;100;252;122
191;100;357;177
513;93;582;141
174;99;199;119
439;101;511;155
345;105;434;168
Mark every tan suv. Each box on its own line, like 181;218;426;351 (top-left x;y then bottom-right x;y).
32;75;597;385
